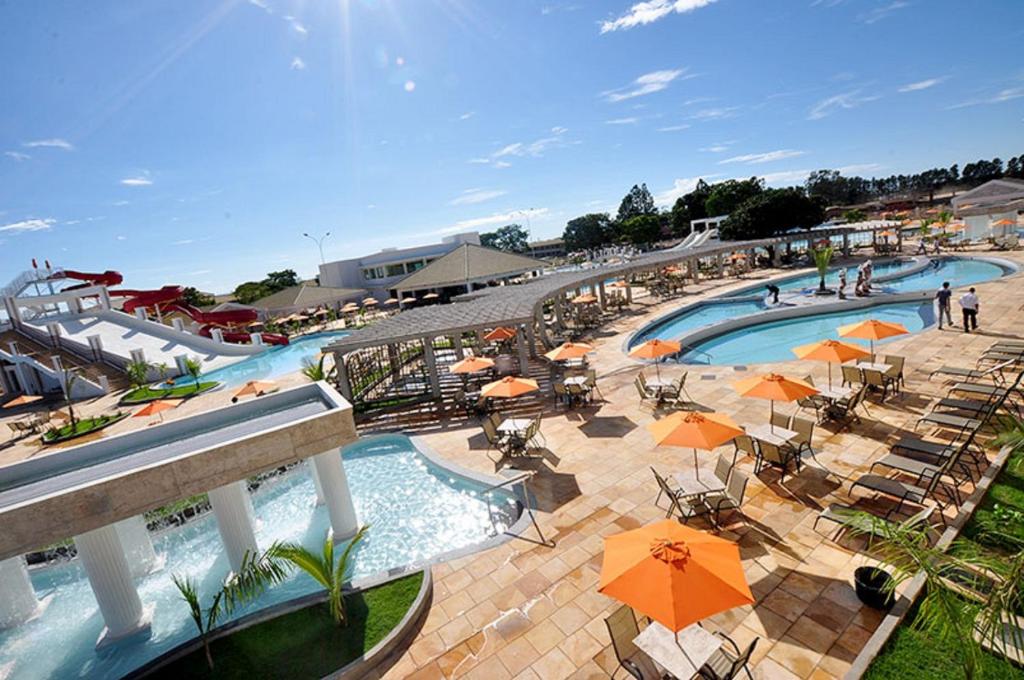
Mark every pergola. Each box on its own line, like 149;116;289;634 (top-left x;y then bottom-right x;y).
322;225;884;408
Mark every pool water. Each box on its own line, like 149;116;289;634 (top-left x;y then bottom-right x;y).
882;258;1007;293
0;435;518;680
174;330;349;388
632;300;766;345
723;258;914;298
680;302;934;365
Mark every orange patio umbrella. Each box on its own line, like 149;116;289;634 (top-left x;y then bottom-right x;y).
362;297;379;306
449;356;495;374
838;318;909;355
132;399;182;423
572;293;598;304
234;380;279;399
648;411;744;479
598;520;754;637
792;339;870;388
734;373;818;432
609;280;629;288
480;376;539;399
629;339;682;379
877;229;898;238
544;342;594;362
991;218;1017;227
3;394;43;408
383;298;400;305
729;252;747;261
484;326;517;342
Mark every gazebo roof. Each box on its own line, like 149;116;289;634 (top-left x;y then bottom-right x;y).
394;244;545;292
251;284;366;311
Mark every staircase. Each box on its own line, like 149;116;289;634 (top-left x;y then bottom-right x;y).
0;330;130;393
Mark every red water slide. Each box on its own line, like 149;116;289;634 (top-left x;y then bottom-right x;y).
60;269;124;289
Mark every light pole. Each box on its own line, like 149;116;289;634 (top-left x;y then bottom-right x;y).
303;231;331;264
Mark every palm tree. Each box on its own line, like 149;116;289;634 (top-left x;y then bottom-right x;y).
171;546;290;670
59;369;81;431
812;243;834;293
125;360;151;392
270;525;368;626
183;356;203;393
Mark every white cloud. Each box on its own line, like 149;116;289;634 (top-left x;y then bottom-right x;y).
284;15;307;35
248;0;271;11
653;177;720;206
947;87;1024;110
898;77;943;93
450;189;508;206
23;138;73;151
600;0;718;33
452;208;548;231
120;175;153;186
605;117;639;125
700;141;733;152
657;124;691;132
173;239;195;245
602;69;689;102
690;106;740;121
0;218;55;233
808;90;880;120
719;149;806;165
290;56;306;70
4;151;30;161
459;111;476;120
116;235;128;241
474;127;571;167
860;1;909;24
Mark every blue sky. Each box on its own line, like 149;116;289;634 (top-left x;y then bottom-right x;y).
1;0;1022;293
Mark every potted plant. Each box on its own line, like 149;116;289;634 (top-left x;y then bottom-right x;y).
854;565;895;609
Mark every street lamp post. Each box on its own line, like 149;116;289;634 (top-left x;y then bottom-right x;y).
303;231;331;264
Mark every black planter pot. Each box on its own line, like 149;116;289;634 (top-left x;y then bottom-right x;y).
855;566;895;610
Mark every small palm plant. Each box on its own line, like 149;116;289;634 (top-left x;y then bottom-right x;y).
183;356;203;393
812;242;834;293
59;369;81;431
171;546;290;670
125;360;151;392
300;355;334;383
270;525;368;626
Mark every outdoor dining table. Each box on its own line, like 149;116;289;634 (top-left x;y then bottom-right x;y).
497;417;532;436
856;361;893;373
816;386;853;402
670;472;726;500
562;375;588;387
746;423;798;446
633;620;723;679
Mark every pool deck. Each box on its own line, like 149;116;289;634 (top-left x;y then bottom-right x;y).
2;246;1023;679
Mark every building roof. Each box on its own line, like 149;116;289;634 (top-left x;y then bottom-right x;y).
251;284;366;311
529;237;565;248
952;178;1024;210
394;243;546;292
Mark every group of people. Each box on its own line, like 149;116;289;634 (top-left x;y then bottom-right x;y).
836;259;873;299
935;281;981;333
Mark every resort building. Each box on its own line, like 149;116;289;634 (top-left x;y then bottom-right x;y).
317;232;482;300
393;243;546;302
248;284;368;317
952;177;1024;243
526;237;566;259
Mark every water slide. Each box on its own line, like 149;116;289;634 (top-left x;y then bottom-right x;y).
57;270;288;346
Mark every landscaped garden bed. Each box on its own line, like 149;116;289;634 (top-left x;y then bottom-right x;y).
120;381;220;405
41;412;129;444
143;572;424;679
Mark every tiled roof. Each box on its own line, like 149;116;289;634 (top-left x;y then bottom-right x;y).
252;284;366;310
394;244;546;291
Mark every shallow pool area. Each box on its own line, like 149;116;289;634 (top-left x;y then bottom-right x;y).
722;258;915;298
632;300;766;345
0;435;518;680
881;257;1009;293
680;302;935;365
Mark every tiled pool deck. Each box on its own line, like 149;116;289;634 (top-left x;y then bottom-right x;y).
1;248;1021;679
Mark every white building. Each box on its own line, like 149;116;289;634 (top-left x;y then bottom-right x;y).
318;232;481;300
951;178;1024;243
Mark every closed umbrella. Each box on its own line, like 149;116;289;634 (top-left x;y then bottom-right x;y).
647;410;744;479
792;339;870;389
838;319;909;355
734;373;818;432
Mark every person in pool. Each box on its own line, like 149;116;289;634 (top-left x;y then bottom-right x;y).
765;283;780;304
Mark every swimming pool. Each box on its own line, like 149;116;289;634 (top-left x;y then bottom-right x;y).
722;258;915;297
173;330;349;388
0;435;519;680
632;300;767;345
679;302;935;365
881;257;1009;293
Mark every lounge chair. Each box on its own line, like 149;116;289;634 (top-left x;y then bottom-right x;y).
697;632;758;680
813;504;935;544
849;461;955;521
929;359;1013;384
604;606;663;680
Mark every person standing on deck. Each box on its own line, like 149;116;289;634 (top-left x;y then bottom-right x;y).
959;287;980;333
935;281;954;329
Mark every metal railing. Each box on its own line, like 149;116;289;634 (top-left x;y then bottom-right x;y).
482;472;554;548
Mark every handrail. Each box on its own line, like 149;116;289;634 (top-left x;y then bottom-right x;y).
483;471;553;547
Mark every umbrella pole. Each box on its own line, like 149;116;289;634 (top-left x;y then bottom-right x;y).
673;631;699;671
693;448;700;481
770;400;775;433
828;363;833;390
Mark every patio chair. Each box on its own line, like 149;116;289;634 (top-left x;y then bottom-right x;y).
863;368;896;400
814;503;936;544
785;416;833;475
883;354;906;389
770;411;791;431
825;385;869;427
553;381;569;407
697;631;758;680
703;470;749;528
732;435;758;465
604;606;663;680
849;459;955;522
714;453;733;486
481;418;509;456
585;369;603;401
796;375;828;419
840;364;863;388
651;468;708;524
671;372;693;403
754;441;795;482
567;382;590;406
635;377;657;409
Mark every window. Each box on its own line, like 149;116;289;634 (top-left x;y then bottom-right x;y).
406;260;425;272
362;267;385;280
386;263;405;277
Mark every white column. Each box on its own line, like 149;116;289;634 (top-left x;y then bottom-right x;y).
516;326;530;375
598;282;607;310
74;524;149;644
311;450;360;542
452;334;465;361
422;339;441;398
0;557;42;629
208;481;259;574
309;460;326;505
115;516;162;578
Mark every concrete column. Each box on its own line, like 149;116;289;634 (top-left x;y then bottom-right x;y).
74;524;149;644
115;516;162;578
453;334;465;361
525;323;537;358
553;298;564;329
211;328;225;344
896;229;903;252
422;339;441;398
98;288;112;311
626;282;634;303
5;341;18;356
50;355;63;373
249;333;264;346
516;326;530;376
208;481;259;574
842;233;850;257
716;253;725;277
309;460;326;505
772;246;782;267
134;308;147;321
598;282;607;310
311;450;360;542
334;354;353;401
0;557;42;628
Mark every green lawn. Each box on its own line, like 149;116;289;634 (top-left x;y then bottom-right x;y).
149;572;422;680
41;412;128;443
121;381;219;404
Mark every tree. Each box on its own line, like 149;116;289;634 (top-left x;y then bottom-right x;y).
616;184;656;222
183;356;203;393
562;213;613;251
842;208;867;223
480;224;529;253
233;270;299;305
270;525;368;626
617;214;663;247
125;360;151;391
264;270;299;291
301;355;333;382
669;179;712;236
719;188;825;241
59;369;81;431
233;281;271;305
181;287;216;307
812;242;835;293
171;547;290;670
704;177;764;217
